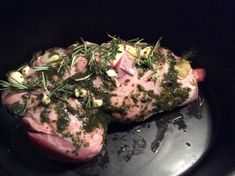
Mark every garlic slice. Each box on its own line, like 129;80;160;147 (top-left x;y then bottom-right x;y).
126;45;138;57
140;46;152;58
174;60;192;79
8;71;25;84
75;88;88;98
41;93;51;105
21;65;31;76
106;69;117;77
93;98;103;107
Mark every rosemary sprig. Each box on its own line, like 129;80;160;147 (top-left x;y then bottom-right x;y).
74;73;93;82
59;85;74;94
88;49;98;69
41;72;48;91
70;55;78;68
85;91;93;108
126;37;147;47
33;66;49;72
99;36;121;69
150;37;162;56
107;34;119;41
44;55;63;67
71;44;85;57
1;36;166;100
49;83;64;97
57;58;71;75
0;80;28;90
80;37;87;51
49;80;75;98
135;38;164;70
57;60;65;74
27;77;40;90
127;37;143;44
70;44;97;70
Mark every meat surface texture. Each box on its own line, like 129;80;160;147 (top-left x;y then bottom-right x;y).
0;37;205;163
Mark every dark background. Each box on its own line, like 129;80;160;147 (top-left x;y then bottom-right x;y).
0;0;235;175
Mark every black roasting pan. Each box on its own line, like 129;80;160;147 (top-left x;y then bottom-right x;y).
0;1;235;176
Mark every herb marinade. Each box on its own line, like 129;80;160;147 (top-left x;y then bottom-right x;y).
0;36;191;150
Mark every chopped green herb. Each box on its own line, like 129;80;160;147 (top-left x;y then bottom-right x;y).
40;110;50;123
0;36;193;133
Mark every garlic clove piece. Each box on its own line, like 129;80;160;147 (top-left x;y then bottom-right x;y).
8;71;25;84
41;93;51;105
106;69;117;77
21;65;31;76
75;88;88;98
126;45;138;57
140;46;152;58
93;98;103;108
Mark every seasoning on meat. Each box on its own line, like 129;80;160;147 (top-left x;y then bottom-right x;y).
0;36;205;163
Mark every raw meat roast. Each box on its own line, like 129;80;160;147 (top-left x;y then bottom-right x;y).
0;37;205;163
